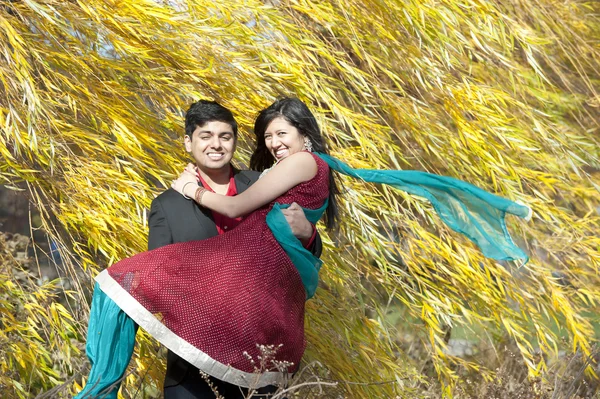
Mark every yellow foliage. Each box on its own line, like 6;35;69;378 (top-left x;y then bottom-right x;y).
0;0;599;397
0;235;80;399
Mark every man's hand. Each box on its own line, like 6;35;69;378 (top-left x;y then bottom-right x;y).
282;202;314;246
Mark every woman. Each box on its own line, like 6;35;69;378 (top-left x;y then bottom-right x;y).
77;97;531;398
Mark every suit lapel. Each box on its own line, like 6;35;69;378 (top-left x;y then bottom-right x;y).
233;168;253;194
190;182;218;236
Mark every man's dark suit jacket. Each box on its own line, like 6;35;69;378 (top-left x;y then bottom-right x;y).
147;168;322;391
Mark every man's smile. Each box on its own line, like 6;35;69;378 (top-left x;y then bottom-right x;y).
207;152;225;160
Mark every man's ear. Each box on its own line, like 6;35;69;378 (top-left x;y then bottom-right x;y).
184;135;192;152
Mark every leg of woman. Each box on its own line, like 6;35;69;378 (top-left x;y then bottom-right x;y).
75;283;138;399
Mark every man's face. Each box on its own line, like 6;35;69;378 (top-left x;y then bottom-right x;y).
184;121;236;172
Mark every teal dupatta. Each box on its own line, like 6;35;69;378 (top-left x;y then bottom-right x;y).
266;153;532;300
266;200;328;300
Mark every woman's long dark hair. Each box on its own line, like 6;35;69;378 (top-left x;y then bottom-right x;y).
250;98;339;230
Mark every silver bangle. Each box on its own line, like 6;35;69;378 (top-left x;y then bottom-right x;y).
181;182;197;200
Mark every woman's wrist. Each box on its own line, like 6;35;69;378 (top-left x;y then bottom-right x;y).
181;182;197;199
194;186;208;206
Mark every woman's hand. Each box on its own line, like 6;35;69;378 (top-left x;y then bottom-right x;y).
171;164;199;199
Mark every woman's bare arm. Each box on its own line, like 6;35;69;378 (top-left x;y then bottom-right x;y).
175;152;318;218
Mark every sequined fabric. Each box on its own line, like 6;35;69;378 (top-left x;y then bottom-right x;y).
100;153;329;385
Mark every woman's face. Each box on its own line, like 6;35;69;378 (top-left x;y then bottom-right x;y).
264;117;305;161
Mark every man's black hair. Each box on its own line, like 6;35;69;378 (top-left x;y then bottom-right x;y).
185;100;238;138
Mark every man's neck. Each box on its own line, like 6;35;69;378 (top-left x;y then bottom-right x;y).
197;163;232;194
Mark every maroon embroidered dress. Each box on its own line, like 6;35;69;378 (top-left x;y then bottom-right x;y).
95;153;330;388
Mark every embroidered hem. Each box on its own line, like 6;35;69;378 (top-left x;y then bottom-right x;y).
94;270;286;389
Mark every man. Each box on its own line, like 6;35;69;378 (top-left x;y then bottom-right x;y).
148;100;321;398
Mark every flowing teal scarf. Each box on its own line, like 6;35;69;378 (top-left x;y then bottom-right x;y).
266;153;532;299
